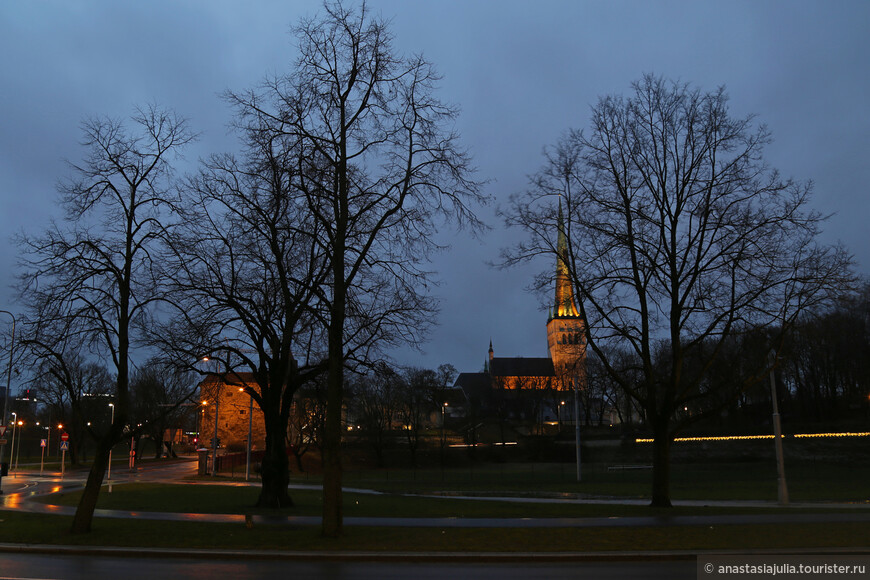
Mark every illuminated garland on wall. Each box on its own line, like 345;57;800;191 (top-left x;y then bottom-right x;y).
635;432;870;443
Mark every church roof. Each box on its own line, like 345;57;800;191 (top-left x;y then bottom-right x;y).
454;372;491;392
490;357;555;378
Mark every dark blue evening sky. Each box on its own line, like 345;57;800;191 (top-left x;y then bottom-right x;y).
1;1;868;375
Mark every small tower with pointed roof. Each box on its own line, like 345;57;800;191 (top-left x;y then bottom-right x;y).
546;203;586;389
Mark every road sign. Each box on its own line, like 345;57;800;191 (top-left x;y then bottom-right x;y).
60;441;69;451
40;439;47;448
61;432;69;442
0;426;6;437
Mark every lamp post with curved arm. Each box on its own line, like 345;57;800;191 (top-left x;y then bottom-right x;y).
0;310;15;494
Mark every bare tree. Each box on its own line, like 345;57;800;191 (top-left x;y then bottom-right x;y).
782;296;870;422
161;135;327;507
130;358;197;459
349;364;401;467
20;330;114;465
503;75;852;506
17;105;194;532
398;366;443;466
287;377;328;472
227;1;486;536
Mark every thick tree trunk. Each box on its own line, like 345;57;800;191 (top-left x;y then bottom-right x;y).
257;412;292;508
69;435;112;534
322;259;346;537
650;420;673;507
322;152;347;538
322;346;344;537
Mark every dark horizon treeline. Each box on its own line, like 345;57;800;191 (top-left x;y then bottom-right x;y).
588;284;870;435
767;285;870;427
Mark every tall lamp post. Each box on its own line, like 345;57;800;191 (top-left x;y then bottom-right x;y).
211;393;220;477
199;356;222;477
57;423;64;476
0;310;15;494
13;419;22;470
441;402;448;447
9;412;17;474
768;351;789;505
198;401;206;446
107;403;115;485
240;388;253;482
574;377;581;482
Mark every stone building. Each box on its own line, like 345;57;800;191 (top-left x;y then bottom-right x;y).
198;373;266;451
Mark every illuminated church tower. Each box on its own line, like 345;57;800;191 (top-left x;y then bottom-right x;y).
546;203;586;389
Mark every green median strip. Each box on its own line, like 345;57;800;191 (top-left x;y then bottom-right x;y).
0;511;868;553
33;483;859;519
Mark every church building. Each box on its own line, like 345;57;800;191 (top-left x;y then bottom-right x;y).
454;206;586;422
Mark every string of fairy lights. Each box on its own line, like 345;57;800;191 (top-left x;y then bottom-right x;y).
635;432;870;443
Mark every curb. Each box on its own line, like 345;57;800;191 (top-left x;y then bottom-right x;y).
0;543;868;562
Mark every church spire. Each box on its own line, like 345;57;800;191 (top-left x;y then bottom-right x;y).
554;201;579;318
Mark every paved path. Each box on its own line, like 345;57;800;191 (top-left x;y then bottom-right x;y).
2;460;868;529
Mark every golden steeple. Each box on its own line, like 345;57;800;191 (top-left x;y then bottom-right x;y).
553;202;579;318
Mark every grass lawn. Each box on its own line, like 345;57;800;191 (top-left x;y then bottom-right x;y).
7;465;870;553
0;510;868;553
36;482;826;519
320;460;870;502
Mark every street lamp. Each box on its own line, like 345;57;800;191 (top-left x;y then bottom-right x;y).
768;351;789;505
0;310;15;494
574;376;581;482
198;401;206;446
57;423;67;478
441;402;448;447
198;356;222;477
14;419;22;470
107;403;115;484
240;387;254;482
9;412;16;474
211;393;220;477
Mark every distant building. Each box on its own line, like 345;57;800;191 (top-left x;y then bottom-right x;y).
198;373;266;451
455;204;586;424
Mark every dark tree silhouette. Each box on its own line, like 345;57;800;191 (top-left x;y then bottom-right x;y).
17;105;194;533
503;75;852;507
162;135;329;507
227;1;486;535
